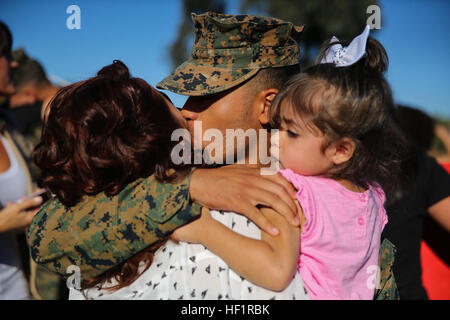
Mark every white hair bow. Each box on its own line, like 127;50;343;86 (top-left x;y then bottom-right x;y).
320;25;371;67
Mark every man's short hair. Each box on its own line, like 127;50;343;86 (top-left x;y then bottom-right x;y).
0;21;12;57
247;64;300;93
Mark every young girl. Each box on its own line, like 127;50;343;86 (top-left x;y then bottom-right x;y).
269;26;404;299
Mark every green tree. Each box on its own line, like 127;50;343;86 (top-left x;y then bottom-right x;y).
170;0;226;68
240;0;379;67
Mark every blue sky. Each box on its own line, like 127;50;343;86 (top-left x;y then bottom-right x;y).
1;0;449;117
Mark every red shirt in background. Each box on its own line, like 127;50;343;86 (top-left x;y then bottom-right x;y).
440;162;450;173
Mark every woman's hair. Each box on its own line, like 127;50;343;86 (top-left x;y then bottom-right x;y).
270;37;407;203
33;60;190;290
34;60;189;206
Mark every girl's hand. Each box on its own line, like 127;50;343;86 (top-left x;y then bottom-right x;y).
171;207;213;244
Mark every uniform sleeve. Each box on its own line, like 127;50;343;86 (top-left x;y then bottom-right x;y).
374;239;400;300
26;174;201;283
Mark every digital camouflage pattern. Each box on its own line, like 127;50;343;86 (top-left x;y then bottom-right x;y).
157;12;304;96
374;239;400;300
27;174;201;283
31;262;67;300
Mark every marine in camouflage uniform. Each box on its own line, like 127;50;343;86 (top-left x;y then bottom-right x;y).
27;12;399;299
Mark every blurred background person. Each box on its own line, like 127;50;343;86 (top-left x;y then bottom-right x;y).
432;123;450;171
382;105;450;300
0;20;37;300
422;118;450;300
8;48;58;150
393;105;450;300
0;21;66;300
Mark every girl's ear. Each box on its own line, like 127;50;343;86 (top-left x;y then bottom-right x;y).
258;89;278;125
329;138;356;165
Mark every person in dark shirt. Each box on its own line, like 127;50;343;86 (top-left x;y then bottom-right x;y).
383;105;450;299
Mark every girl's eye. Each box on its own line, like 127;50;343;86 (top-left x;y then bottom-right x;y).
287;129;298;138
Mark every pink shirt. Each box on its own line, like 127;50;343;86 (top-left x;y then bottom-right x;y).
280;169;388;300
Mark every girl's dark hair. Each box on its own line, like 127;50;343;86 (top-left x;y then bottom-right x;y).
33;60;190;290
270;37;407;204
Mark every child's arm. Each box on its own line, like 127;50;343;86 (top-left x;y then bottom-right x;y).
171;203;303;291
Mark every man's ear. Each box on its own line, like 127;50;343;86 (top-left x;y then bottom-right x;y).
329;138;356;165
258;88;278;125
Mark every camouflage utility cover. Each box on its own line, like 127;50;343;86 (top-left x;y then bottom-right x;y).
27;174;201;282
157;12;303;96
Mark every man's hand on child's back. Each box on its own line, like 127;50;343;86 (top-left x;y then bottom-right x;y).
189;165;300;236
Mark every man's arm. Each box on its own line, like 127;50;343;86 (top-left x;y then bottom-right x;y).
28;166;300;283
27;174;201;283
428;196;450;232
